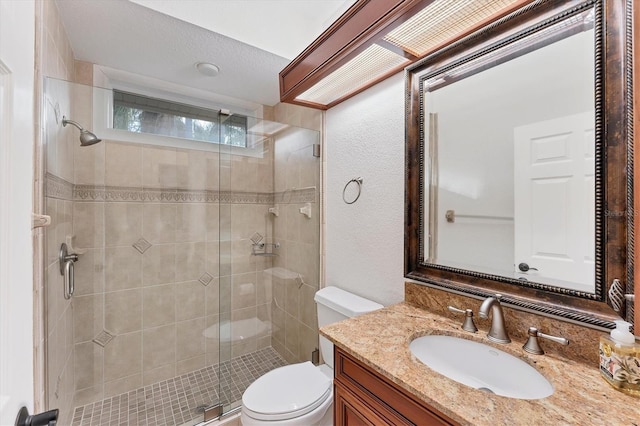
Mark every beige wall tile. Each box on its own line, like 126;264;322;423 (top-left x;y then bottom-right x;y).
271;305;285;348
74;342;103;390
231;273;257;310
143;364;176;386
284;313;300;360
218;276;231;314
142;204;176;244
205;278;220;316
73;385;104;408
73;60;93;85
73;249;105;296
219;204;231;242
230;239;256;275
103;332;142;382
232;338;257;358
176;149;219;190
45;197;59;265
176;355;205;376
256;271;272;306
142;284;175;328
257;335;271;350
73;294;103;343
46;263;64;330
299;323;318;364
175;281;205;321
143;324;176;371
219;246;232;277
175;242;206;282
105;289;142;334
142;244;175;286
204;314;220;358
142;146;177;188
205;204;220;242
256;304;271;339
230;157;257;192
284;278;300;318
104;246;142;292
176;204;207;243
105;142;142;187
58;129;75;184
176;318;205;361
104;374;142;398
298;284;317;329
74;141;105;186
104;203;143;247
73;202;104;249
205;242;220;278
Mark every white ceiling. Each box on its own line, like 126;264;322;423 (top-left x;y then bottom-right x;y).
55;0;354;106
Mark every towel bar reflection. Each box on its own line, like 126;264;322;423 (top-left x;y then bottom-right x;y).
59;243;79;299
445;209;514;223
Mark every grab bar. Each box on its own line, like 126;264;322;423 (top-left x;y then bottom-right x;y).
59;243;78;299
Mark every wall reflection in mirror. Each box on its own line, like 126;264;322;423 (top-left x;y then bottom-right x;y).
423;8;596;294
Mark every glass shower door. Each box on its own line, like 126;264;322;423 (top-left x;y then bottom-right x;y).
216;114;322;417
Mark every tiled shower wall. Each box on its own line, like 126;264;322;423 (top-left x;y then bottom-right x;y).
38;0;79;423
68;138;276;407
42;59;321;420
270;104;323;364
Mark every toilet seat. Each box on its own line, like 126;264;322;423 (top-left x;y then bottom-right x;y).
242;362;332;421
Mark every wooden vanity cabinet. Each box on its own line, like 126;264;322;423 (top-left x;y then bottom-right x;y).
333;347;459;426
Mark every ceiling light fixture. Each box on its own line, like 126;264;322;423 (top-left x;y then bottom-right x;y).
195;62;220;77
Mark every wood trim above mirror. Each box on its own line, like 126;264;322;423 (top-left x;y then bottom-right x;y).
405;0;634;330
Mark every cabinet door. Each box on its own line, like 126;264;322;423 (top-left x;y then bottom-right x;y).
335;347;458;426
335;383;409;426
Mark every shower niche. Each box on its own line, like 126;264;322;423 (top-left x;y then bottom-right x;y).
42;77;321;424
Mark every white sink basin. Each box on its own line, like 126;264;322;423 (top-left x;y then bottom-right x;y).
410;335;553;399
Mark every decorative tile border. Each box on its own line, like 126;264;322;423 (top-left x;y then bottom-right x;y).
45;172;74;200
273;187;316;204
47;174;317;205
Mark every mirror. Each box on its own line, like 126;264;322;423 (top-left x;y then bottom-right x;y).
405;0;634;328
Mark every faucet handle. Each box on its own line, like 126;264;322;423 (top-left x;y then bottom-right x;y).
448;306;478;333
523;327;569;355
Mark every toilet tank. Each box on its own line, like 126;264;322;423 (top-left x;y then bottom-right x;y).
314;286;383;369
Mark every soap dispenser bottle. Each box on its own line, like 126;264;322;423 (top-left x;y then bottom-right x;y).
599;320;640;396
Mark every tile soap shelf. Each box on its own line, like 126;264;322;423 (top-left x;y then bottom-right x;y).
251;242;280;257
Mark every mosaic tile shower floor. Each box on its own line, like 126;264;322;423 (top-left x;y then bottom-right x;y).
71;347;287;426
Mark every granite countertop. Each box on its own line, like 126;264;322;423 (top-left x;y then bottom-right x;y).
320;302;640;425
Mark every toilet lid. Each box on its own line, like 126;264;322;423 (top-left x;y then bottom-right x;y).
242;362;332;421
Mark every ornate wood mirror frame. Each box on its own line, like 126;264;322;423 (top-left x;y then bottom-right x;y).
405;0;634;329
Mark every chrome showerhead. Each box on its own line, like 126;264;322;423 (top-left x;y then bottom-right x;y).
62;116;102;146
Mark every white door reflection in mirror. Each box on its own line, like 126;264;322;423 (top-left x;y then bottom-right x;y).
514;112;595;291
423;20;595;293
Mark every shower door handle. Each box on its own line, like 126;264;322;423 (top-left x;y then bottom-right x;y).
59;243;78;299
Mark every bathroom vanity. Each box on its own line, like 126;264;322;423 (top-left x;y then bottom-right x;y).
334;346;457;425
321;301;639;425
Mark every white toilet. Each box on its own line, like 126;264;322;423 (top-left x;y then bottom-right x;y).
240;286;383;426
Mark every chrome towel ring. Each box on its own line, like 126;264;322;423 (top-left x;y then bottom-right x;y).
343;177;363;204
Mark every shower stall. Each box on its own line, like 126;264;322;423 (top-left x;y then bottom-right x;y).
42;77;321;425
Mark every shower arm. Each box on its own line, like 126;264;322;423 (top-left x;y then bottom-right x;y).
62;118;84;131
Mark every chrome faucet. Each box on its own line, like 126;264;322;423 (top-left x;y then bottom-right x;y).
478;294;511;344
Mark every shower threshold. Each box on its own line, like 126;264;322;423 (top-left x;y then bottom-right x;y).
71;346;287;426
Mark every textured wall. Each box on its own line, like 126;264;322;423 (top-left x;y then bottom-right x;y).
325;73;406;306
